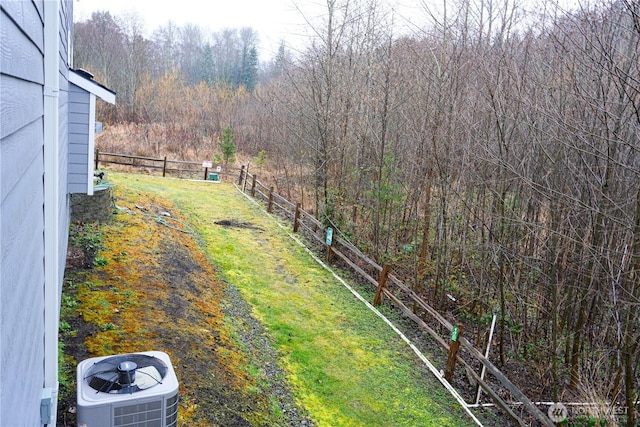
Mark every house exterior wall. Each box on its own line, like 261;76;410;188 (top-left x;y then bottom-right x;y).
0;0;72;424
58;0;71;287
68;84;91;194
0;2;46;424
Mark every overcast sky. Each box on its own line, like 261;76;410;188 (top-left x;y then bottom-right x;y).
72;0;429;60
73;0;582;61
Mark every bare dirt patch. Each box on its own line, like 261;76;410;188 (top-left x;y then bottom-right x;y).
214;219;264;230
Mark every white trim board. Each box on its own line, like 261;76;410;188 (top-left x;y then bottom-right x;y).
68;71;116;104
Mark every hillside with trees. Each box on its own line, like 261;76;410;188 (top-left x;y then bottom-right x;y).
74;1;639;424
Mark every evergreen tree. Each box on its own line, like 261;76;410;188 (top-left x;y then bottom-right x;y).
239;46;258;91
272;42;288;77
218;126;236;164
200;43;215;85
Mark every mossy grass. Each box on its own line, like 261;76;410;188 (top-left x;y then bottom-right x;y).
110;172;474;427
65;177;284;425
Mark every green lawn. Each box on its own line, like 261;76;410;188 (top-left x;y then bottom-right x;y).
110;172;475;427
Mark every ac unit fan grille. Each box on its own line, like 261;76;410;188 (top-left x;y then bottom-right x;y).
85;353;168;394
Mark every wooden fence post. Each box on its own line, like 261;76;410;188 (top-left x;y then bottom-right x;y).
94;149;100;170
373;264;392;306
251;175;257;197
162;156;167;177
293;203;301;233
203;167;209;181
238;165;245;186
242;165;249;193
445;326;462;383
267;187;274;212
326;227;334;263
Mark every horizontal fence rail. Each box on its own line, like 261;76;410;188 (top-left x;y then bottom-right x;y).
237;167;555;427
94;150;241;180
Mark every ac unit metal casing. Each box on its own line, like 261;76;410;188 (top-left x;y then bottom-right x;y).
77;351;179;427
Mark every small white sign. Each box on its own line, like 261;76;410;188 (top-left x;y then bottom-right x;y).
216;166;222;172
202;161;213;168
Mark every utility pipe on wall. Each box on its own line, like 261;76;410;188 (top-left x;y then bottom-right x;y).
43;0;61;424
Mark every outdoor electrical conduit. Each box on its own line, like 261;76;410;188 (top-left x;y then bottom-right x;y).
236;185;484;427
43;1;61;424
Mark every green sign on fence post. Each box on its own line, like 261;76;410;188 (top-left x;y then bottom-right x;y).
325;227;334;264
445;325;462;382
451;326;460;342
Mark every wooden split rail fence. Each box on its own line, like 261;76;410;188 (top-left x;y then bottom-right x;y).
94;150;241;180
237;166;555;427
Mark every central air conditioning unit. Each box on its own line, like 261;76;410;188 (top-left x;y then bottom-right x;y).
77;351;179;427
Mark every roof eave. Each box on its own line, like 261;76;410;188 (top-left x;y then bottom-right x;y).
69;70;116;104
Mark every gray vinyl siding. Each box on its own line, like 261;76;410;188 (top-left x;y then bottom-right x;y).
0;75;43;138
0;0;71;424
58;0;71;282
68;84;90;194
0;156;46;425
0;4;44;85
0;0;46;423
